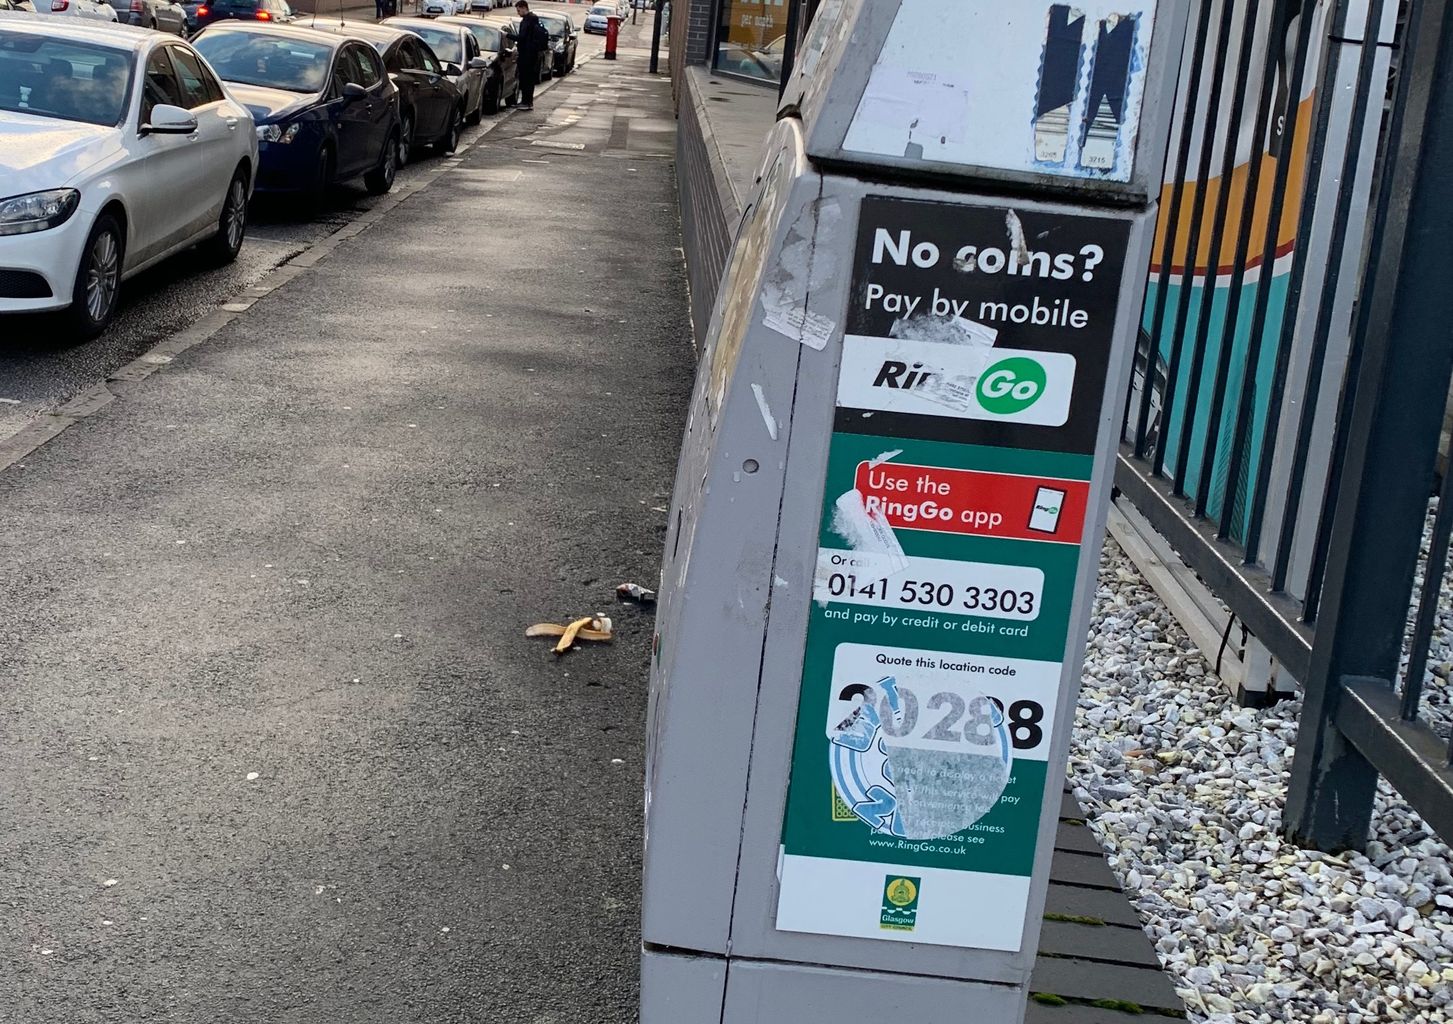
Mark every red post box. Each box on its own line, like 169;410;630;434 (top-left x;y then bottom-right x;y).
605;14;619;59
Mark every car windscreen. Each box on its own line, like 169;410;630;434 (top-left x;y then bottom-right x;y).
468;25;502;52
212;0;258;9
192;32;331;92
404;25;460;65
588;5;613;14
0;32;133;127
538;15;566;39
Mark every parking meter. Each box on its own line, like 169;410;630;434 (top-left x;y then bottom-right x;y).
643;2;1189;1020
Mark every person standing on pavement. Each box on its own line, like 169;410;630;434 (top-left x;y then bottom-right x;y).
515;0;546;110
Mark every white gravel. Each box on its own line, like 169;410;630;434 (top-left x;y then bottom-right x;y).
1072;538;1453;1024
1402;499;1453;739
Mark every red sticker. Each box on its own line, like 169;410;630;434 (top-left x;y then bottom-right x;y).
854;461;1090;543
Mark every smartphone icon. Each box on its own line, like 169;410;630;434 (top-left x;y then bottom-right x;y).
1028;487;1067;534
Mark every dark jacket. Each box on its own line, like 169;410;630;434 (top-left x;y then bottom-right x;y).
517;11;546;55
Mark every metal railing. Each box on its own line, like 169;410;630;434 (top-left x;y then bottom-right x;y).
1117;0;1453;851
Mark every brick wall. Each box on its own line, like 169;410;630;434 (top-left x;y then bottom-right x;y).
669;0;715;97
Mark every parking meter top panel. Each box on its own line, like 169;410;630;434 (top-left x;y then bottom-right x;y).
789;0;1173;200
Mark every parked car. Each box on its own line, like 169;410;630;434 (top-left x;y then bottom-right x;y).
414;0;462;18
0;0;39;11
582;2;613;34
535;10;573;76
32;0;117;22
193;0;292;30
294;17;464;157
181;0;203;31
438;14;515;112
106;0;185;33
191;22;400;197
380;16;484;121
0;20;256;336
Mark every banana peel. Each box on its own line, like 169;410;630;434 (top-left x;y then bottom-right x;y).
527;615;614;654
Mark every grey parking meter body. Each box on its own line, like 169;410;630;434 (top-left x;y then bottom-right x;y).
644;2;1188;1019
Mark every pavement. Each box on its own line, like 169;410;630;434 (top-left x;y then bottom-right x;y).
0;24;689;1024
0;0;643;446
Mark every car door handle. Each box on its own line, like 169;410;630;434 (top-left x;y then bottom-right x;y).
225;116;238;130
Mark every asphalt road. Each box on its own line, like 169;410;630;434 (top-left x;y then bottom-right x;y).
0;20;685;1024
0;1;602;446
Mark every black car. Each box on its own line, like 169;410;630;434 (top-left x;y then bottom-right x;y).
535;11;576;76
194;0;293;29
191;22;403;197
439;15;517;112
294;19;465;158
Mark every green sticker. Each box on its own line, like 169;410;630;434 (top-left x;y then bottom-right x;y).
880;875;922;932
977;357;1049;415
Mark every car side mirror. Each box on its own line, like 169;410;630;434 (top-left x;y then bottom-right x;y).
443;61;462;76
342;82;368;100
141;103;197;135
467;56;488;70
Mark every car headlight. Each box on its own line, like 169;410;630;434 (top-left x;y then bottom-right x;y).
0;188;81;236
256;122;302;144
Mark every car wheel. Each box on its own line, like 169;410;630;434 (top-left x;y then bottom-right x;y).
62;213;123;340
436;107;461;154
398;111;414;165
307;145;334;204
365;129;399;194
203;168;248;263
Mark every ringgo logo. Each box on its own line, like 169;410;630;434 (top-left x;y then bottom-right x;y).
836;336;1078;427
977;357;1048;415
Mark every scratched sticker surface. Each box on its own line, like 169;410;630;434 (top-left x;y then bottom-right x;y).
843;0;1157;184
774;196;1130;952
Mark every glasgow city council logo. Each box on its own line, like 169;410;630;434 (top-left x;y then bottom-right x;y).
880;875;922;932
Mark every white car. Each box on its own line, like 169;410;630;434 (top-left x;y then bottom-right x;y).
36;0;118;21
415;0;464;16
582;2;614;33
0;20;258;337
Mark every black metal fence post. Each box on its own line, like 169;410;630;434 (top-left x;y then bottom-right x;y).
1284;0;1453;850
649;0;663;73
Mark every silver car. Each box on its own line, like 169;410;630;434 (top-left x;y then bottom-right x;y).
106;0;185;33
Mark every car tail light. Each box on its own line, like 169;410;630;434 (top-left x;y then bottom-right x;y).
254;9;270;17
196;4;208;14
50;0;69;11
130;0;143;10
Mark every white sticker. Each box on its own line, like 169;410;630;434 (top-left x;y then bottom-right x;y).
829;489;909;574
762;304;837;351
837;335;1077;426
855;66;971;146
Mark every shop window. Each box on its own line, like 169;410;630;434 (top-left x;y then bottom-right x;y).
714;0;791;84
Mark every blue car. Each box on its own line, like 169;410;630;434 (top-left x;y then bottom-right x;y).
192;22;402;197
